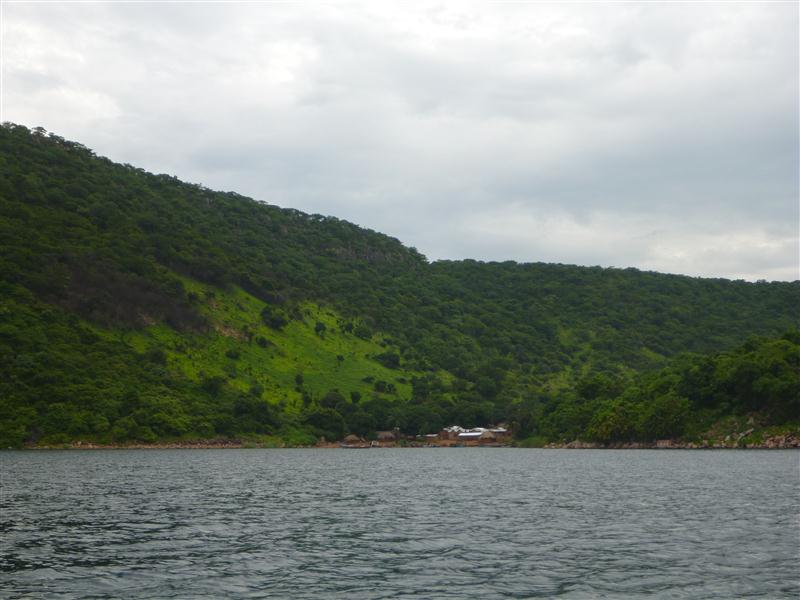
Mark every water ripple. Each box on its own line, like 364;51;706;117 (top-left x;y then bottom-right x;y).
1;449;798;599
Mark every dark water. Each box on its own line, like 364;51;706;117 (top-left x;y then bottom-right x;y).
1;449;798;599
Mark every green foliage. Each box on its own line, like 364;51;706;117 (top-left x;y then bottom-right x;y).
636;392;690;440
260;306;288;330
304;407;346;441
202;376;226;398
554;332;799;443
375;351;400;369
353;324;372;340
0;123;798;447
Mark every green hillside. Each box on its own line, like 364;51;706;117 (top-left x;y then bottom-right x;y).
1;123;798;447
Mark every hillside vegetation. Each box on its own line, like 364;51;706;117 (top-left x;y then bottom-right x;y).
1;123;798;447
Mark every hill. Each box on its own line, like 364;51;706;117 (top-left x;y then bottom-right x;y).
0;123;797;447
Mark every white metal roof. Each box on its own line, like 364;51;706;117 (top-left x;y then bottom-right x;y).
443;425;466;433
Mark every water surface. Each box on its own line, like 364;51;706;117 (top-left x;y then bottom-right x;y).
1;449;798;598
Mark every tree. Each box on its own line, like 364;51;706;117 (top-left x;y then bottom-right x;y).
375;351;400;369
636;393;690;440
260;306;287;329
586;399;637;443
304;407;346;441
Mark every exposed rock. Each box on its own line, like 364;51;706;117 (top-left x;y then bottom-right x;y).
564;440;600;449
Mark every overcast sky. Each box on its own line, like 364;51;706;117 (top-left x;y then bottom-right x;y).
3;2;798;281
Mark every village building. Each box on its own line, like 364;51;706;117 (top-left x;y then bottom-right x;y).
454;427;503;445
373;424;511;447
449;426;510;445
489;427;511;442
340;433;369;448
439;425;467;440
375;430;398;444
456;429;484;442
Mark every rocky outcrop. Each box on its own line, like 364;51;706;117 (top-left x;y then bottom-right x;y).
546;433;800;450
760;434;800;449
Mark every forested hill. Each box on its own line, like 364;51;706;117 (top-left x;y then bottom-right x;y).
1;123;798;447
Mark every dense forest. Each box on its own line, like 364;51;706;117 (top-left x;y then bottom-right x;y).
1;123;798;447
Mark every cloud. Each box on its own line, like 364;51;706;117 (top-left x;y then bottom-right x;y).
450;204;799;281
3;1;798;280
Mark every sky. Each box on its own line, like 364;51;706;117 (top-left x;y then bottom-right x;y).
2;1;798;281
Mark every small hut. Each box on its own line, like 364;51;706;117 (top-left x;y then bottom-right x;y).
439;425;466;440
489;427;511;442
375;430;397;443
479;430;498;445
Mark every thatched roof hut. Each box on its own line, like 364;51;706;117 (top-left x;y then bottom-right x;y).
376;430;397;442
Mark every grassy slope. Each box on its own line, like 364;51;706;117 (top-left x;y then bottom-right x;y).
116;280;417;411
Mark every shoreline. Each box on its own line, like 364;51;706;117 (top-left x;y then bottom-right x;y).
544;436;800;450
13;435;800;451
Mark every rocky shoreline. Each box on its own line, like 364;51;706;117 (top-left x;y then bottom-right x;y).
548;433;800;450
19;434;800;451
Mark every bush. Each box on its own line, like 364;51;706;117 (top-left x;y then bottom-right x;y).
354;323;372;340
375;351;400;369
517;436;549;448
260;306;288;330
202;375;226;397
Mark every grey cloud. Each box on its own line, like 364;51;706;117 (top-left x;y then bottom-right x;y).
4;2;797;281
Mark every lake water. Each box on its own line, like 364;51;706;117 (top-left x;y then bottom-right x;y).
1;449;798;599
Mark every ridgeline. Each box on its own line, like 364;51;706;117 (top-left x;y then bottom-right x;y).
1;123;798;448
